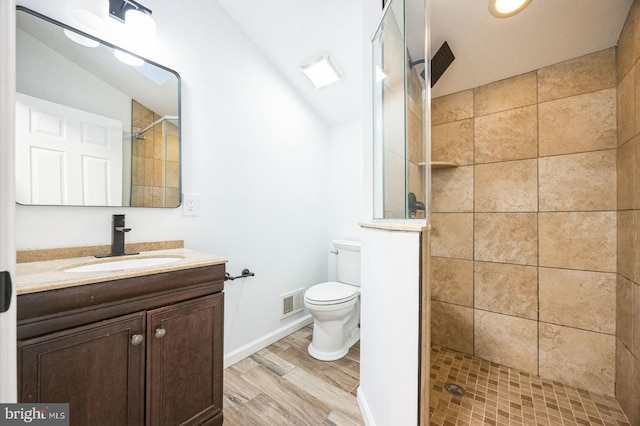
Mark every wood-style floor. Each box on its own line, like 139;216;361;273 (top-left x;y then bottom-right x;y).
223;325;364;425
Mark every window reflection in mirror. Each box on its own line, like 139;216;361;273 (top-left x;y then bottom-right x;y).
15;7;181;208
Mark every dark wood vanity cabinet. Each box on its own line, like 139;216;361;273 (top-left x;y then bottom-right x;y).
17;264;225;426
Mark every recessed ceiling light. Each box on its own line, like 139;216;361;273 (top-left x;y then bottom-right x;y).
489;0;533;18
302;54;343;89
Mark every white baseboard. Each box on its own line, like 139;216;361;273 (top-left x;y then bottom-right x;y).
357;386;376;426
223;314;313;368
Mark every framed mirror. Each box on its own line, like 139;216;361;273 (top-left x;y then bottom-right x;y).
15;6;181;207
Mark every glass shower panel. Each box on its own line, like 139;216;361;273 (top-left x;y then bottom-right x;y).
373;0;407;219
372;0;428;220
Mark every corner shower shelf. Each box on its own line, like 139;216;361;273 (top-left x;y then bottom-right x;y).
418;161;458;169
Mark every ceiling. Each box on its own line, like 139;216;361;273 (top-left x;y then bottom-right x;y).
218;0;633;127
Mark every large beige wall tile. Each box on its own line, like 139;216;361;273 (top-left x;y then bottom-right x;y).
431;301;473;355
431;257;473;307
167;134;179;161
431;166;473;212
635;283;640;357
474;72;537;116
431;90;473;125
539;150;616;211
475;159;537;212
539;268;615;334
636;63;640;137
617;3;637;82
474;310;538;374
474;106;538;163
618;139;635;211
474;261;537;320
618;274;634;349
431;119;474;165
407;109;423;164
166;161;179;188
153;159;163;187
538;48;616;103
430;213;473;259
618;211;635;280
539;212;616;272
635;211;640;281
635;138;640;209
616;340;640;426
618;68;636;146
144;157;154;185
539;323;615;396
153;132;163;159
474;213;537;265
539;89;617;156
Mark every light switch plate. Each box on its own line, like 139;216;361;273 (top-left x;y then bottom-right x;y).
182;193;200;216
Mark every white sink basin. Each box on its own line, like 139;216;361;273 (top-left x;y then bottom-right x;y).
64;256;183;273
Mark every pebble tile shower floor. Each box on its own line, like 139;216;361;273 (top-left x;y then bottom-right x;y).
429;346;631;426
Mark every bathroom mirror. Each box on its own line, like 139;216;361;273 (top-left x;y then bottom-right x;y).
15;7;181;208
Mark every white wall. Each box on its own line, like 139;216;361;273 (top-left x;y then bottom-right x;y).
0;0;17;403
14;0;334;363
328;120;364;279
358;226;421;426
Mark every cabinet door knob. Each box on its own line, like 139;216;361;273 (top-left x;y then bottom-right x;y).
131;334;144;345
154;328;166;339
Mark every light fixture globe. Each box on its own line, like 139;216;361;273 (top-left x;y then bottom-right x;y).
124;8;156;43
63;29;100;48
489;0;533;18
70;0;108;31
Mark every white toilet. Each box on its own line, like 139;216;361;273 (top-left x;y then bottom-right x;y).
304;240;361;361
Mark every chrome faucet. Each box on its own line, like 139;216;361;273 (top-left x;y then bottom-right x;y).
96;214;139;258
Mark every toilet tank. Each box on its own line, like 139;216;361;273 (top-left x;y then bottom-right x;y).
334;240;361;286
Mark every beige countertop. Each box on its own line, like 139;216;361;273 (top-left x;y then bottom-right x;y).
360;221;429;232
16;248;228;295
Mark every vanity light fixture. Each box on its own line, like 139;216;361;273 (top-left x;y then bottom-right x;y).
108;0;152;24
70;0;108;31
108;0;156;66
489;0;533;18
65;0;107;45
302;54;343;89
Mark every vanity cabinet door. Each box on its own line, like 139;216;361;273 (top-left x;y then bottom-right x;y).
146;293;224;426
18;312;146;426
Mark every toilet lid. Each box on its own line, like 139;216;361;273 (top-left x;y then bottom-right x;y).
305;281;359;305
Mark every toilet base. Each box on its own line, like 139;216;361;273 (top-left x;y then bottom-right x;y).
307;326;360;361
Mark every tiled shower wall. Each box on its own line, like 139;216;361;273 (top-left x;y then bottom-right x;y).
131;100;179;207
616;1;640;424
430;48;618;396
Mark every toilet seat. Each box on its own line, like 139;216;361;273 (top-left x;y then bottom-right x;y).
304;281;359;306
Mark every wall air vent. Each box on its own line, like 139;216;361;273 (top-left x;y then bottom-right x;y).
281;289;305;319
